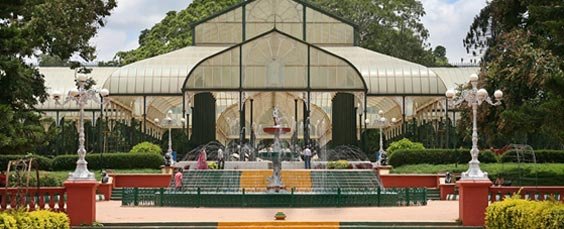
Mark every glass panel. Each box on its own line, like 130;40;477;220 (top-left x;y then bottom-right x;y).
309;48;363;90
306;9;354;45
187;31;363;91
194;7;243;45
186;48;241;89
246;0;303;39
242;32;307;89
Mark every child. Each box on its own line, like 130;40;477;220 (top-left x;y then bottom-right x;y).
174;168;183;191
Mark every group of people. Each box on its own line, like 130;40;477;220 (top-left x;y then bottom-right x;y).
196;148;225;170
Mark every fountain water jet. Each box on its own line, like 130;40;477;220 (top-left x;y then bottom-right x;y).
259;107;292;192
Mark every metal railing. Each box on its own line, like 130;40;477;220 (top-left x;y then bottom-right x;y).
121;187;427;208
489;186;564;203
0;187;66;211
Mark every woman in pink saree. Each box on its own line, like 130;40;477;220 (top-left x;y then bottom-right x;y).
196;148;208;170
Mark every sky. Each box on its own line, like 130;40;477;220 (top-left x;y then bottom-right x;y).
90;0;488;64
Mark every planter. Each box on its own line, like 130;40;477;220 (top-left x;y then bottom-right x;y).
274;212;286;220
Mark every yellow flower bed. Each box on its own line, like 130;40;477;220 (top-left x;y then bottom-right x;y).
486;196;564;229
0;210;69;229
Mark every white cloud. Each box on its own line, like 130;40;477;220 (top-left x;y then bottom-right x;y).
91;29;129;60
421;0;487;63
92;0;191;62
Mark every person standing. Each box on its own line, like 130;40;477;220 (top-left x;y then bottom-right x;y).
171;150;177;164
196;148;208;170
303;146;312;169
174;168;183;191
217;148;225;169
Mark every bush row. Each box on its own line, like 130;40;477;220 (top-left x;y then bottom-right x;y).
51;153;163;171
486;197;563;229
0;210;69;229
388;149;497;167
500;150;564;163
0;155;53;171
0;153;163;171
391;163;564;186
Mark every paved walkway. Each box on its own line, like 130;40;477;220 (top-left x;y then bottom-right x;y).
96;200;458;223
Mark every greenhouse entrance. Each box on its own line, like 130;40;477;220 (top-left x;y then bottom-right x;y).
182;30;367;161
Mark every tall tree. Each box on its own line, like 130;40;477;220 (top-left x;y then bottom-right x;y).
116;0;448;67
462;0;564;147
0;0;116;153
116;0;239;64
311;0;442;66
38;54;68;67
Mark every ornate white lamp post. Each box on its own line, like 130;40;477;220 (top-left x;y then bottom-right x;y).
52;73;110;180
370;110;397;165
445;73;503;180
155;110;185;156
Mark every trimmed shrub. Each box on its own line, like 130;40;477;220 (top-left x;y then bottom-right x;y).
0;155;53;171
52;153;163;171
386;138;425;156
486;197;564;229
28;210;70;229
129;142;162;155
327;160;351;169
388;149;497;167
0;210;69;229
500;150;564;163
0;213;17;229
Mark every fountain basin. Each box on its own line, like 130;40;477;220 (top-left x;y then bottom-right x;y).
263;127;291;134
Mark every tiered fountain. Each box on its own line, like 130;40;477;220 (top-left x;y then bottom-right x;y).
259;107;292;192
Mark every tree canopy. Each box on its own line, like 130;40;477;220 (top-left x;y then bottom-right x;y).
116;0;448;67
462;0;564;148
0;0;116;153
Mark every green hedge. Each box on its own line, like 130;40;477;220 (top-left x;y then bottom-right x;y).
0;210;69;229
51;153;163;171
501;150;564;163
0;155;53;171
388;149;497;167
486;197;563;229
391;163;564;186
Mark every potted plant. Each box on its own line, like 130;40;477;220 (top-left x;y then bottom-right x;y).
274;211;286;220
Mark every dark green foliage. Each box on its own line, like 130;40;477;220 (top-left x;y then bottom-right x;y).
38;54;68;67
51;153;163;171
462;0;564;147
158;129;195;160
388;149;497;167
0;155;53;171
0;0;116;154
500;150;564;163
0;105;55;154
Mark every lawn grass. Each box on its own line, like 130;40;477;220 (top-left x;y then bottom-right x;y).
391;163;564;186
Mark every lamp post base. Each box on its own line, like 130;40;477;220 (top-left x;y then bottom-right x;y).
68;160;95;181
461;160;489;180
